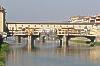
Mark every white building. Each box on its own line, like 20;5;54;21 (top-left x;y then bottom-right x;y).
69;16;90;23
95;14;100;24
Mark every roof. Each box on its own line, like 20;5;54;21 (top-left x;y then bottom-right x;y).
6;21;95;25
6;21;67;24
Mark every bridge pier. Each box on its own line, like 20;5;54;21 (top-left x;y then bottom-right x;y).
62;36;69;47
85;36;96;47
57;35;63;47
60;38;63;47
28;36;35;49
66;36;69;47
15;36;21;43
28;35;39;49
58;35;70;47
89;36;96;47
42;36;45;43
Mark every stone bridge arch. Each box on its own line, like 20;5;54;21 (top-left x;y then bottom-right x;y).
66;35;96;46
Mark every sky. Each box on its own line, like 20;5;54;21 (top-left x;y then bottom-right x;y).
0;0;100;22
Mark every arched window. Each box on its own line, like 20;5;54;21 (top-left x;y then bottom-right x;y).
22;28;25;31
41;25;43;27
47;25;49;27
35;25;36;27
12;27;14;30
28;25;30;27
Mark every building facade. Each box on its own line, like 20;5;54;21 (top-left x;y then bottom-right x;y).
6;21;96;35
0;6;6;32
69;16;90;23
69;14;100;24
0;5;99;35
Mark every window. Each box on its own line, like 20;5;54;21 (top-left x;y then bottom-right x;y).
41;25;43;27
90;20;95;23
22;28;25;31
35;25;36;27
97;16;100;18
47;25;49;27
91;17;95;19
18;27;22;29
28;25;30;27
96;19;100;21
12;27;14;30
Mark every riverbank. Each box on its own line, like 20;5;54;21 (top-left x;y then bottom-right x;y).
94;42;100;46
70;40;100;46
0;42;9;66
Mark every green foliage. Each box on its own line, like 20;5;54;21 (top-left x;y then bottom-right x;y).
0;61;4;66
0;42;9;52
0;52;6;63
0;42;9;66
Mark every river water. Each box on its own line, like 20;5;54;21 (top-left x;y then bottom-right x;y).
5;37;100;66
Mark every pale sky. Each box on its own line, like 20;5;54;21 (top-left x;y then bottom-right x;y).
1;0;100;22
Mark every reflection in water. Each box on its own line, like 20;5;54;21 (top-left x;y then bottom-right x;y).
5;40;100;66
90;46;100;63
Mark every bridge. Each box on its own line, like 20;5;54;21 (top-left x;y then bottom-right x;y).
0;6;97;48
13;26;96;48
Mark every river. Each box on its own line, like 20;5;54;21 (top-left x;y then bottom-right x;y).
5;37;100;66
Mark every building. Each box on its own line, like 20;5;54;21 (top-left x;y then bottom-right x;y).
95;14;100;24
70;14;100;24
0;5;6;32
69;16;90;23
0;5;99;35
6;21;96;35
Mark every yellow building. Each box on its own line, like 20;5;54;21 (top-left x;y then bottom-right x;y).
0;5;6;32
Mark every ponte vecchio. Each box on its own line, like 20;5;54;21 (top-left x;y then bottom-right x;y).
0;6;98;48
